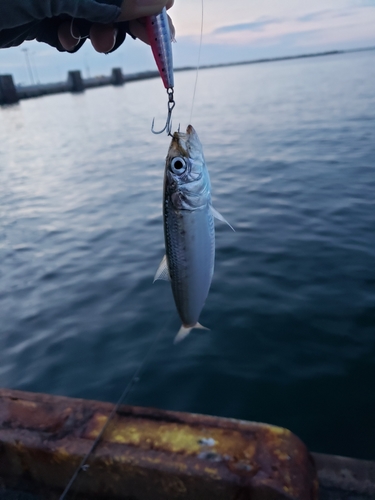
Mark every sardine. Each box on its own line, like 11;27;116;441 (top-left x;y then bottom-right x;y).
154;125;232;343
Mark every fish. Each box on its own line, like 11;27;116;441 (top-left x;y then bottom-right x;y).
154;125;232;343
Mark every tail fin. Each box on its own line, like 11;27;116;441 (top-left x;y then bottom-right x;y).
174;323;209;344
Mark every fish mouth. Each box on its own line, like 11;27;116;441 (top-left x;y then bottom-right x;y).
169;125;198;158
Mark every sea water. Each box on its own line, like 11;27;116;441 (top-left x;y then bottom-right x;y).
0;49;374;459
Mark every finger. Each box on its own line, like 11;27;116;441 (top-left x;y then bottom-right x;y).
129;13;175;45
90;23;117;53
118;0;173;22
58;20;81;51
128;19;149;44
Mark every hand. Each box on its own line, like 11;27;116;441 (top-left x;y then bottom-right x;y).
58;0;175;53
120;0;175;46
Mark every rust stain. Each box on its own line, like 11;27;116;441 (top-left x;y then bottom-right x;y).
85;411;262;465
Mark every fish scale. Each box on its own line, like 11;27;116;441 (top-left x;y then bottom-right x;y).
165;207;215;327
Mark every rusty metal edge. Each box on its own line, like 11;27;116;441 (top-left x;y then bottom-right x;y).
0;388;318;500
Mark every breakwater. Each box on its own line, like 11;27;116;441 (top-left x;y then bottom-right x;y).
0;67;163;105
1;46;374;105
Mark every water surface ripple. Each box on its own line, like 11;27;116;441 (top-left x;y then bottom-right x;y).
0;50;374;459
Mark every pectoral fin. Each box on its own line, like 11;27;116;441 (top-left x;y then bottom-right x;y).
210;205;235;231
153;255;170;283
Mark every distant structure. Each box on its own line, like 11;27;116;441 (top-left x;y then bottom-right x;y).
67;70;84;92
111;68;124;86
0;67;159;105
0;75;19;105
1;47;374;106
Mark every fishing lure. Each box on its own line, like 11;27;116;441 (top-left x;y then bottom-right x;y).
145;7;175;135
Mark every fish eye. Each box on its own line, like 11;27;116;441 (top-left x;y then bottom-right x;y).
170;157;187;174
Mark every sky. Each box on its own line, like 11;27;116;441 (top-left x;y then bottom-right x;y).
0;0;374;85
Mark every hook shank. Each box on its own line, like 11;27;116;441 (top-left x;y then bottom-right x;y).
151;88;175;136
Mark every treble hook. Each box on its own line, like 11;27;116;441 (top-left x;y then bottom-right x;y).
151;88;175;136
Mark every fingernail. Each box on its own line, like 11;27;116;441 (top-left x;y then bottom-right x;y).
169;18;175;40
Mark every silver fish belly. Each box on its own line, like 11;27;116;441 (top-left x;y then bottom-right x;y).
155;125;230;343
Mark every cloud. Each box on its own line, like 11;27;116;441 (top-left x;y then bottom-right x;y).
213;7;363;39
213;18;281;35
207;5;375;51
354;0;375;6
297;10;352;23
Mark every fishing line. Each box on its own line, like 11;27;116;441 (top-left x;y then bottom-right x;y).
61;5;202;496
189;0;204;124
59;318;170;500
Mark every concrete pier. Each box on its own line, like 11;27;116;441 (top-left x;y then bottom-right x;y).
67;70;84;92
0;75;19;105
0;68;161;105
111;67;124;85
